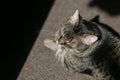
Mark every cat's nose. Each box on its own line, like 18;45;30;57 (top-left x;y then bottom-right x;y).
58;42;66;45
58;40;66;45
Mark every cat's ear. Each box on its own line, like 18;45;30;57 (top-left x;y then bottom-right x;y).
68;9;82;27
90;15;99;23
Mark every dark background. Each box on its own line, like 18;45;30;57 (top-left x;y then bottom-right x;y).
89;0;120;16
3;0;55;80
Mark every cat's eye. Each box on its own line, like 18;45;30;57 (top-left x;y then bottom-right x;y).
66;37;73;43
66;38;78;48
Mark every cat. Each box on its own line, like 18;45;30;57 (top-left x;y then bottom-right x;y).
44;10;120;80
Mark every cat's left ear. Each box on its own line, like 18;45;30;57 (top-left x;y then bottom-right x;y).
68;9;82;27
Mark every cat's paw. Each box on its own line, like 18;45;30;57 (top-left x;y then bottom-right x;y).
44;39;58;51
44;39;53;48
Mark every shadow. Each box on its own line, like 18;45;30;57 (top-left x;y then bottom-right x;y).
89;0;120;16
4;0;55;80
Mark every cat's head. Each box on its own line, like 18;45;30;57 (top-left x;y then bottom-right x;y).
55;10;101;56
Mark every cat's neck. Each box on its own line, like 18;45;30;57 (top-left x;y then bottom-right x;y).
108;32;120;57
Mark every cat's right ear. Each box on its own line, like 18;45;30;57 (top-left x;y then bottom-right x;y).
67;9;82;27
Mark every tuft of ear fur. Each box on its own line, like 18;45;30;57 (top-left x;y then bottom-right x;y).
81;35;98;45
69;9;82;26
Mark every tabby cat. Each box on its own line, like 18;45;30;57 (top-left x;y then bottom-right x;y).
44;10;120;80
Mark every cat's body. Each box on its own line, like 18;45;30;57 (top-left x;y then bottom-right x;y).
44;10;120;80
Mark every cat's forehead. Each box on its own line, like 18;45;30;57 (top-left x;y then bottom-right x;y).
61;22;75;31
55;24;74;38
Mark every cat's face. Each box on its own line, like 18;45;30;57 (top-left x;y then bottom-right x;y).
55;10;101;52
